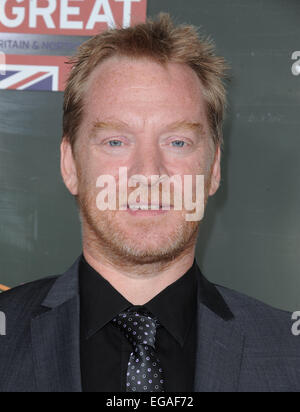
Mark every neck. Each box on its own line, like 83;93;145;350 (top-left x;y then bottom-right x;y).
82;241;196;306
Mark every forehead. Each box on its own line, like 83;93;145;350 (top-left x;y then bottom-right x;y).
83;56;208;128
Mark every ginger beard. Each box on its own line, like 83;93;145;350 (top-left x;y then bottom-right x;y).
76;166;213;265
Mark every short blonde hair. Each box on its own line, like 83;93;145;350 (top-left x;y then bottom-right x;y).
63;13;228;150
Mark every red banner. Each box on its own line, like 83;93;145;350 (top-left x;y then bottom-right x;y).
0;0;147;36
0;0;147;91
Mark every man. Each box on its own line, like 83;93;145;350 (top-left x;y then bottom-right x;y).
0;14;299;393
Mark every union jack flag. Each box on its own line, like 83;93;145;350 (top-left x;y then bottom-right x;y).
0;63;59;91
0;55;70;92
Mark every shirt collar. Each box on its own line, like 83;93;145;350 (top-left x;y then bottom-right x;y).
143;260;198;347
79;254;198;347
79;255;132;340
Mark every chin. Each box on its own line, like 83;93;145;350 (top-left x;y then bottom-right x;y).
109;224;197;265
113;243;182;265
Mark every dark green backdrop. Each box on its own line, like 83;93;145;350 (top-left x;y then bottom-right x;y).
0;0;299;311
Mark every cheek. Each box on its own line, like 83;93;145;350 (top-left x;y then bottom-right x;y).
77;157;98;190
78;146;104;179
188;152;213;177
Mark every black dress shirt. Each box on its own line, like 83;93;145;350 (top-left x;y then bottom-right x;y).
79;254;198;392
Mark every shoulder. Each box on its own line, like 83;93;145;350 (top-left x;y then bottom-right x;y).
216;284;292;322
216;285;299;355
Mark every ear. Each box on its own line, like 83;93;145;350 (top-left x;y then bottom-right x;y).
60;137;79;196
209;145;221;196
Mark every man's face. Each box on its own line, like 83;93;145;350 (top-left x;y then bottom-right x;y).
62;56;221;264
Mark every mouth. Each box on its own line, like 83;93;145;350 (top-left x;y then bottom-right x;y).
125;203;173;216
127;203;172;210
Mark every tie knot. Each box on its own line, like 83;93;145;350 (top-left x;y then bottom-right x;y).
112;309;159;349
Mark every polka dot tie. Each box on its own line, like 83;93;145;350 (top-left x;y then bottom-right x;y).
111;308;165;392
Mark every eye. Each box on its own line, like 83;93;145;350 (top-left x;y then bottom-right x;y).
171;140;187;148
107;139;123;147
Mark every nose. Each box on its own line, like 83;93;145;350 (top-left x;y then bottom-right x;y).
128;141;167;185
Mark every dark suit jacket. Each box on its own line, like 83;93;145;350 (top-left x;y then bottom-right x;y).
0;255;299;392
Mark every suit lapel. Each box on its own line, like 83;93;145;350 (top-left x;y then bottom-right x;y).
31;256;83;392
194;304;245;392
194;266;245;392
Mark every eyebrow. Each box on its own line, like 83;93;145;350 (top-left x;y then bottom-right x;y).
90;119;205;136
166;121;205;134
91;120;129;134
